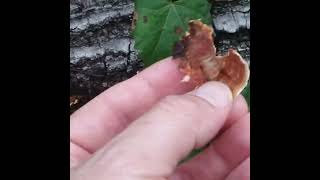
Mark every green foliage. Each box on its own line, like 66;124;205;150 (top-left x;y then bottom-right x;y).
180;148;203;163
134;0;212;66
180;143;210;164
242;83;250;110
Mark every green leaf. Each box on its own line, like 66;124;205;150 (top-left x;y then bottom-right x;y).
180;142;210;164
180;148;203;163
134;0;212;66
242;83;250;110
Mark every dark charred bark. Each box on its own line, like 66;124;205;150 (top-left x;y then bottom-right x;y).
212;0;250;64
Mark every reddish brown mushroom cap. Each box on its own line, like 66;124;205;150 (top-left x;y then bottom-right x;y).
173;20;250;97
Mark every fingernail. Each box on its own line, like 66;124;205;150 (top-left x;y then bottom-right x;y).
191;81;233;107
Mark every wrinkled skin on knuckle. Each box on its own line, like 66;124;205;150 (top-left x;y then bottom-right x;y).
158;95;201;116
154;95;214;126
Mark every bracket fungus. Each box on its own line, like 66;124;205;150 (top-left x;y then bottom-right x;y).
173;20;250;97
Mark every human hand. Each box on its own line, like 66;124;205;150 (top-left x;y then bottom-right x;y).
70;57;250;180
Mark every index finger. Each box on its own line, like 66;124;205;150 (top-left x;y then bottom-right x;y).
70;57;194;153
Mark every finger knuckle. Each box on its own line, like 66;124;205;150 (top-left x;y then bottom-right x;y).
157;95;204;116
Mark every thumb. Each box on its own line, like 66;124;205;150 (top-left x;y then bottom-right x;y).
71;81;233;180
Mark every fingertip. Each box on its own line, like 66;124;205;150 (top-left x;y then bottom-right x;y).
225;157;250;180
218;95;248;134
236;95;249;111
191;81;233;108
230;95;249;120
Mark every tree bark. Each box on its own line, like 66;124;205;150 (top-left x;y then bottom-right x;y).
70;0;250;114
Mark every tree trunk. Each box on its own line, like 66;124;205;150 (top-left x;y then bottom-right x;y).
70;0;250;114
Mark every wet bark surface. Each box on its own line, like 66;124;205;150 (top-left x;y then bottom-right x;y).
70;0;250;114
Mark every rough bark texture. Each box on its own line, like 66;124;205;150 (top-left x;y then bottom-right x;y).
212;0;250;64
70;0;250;114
